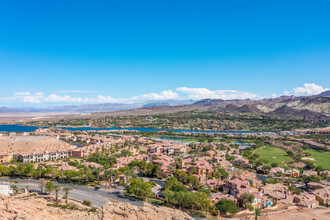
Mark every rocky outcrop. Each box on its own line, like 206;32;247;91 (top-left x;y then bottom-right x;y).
0;195;95;220
0;195;193;220
98;201;193;220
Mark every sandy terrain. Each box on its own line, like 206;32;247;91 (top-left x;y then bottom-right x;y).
0;195;96;220
0;104;208;123
256;207;330;220
0;136;75;154
0;195;193;220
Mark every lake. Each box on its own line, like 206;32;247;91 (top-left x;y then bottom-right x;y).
0;124;275;134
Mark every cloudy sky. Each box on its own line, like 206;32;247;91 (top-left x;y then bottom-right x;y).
0;0;329;107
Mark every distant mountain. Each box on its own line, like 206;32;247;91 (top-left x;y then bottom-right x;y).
194;99;224;106
193;96;330;120
0;107;35;113
269;105;328;120
1;95;329;121
0;100;194;113
317;90;330;97
236;104;261;113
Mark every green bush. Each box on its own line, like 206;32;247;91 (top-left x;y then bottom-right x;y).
83;200;92;206
247;204;254;211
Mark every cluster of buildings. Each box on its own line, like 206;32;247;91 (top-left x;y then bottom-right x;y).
1;127;329;212
147;143;188;156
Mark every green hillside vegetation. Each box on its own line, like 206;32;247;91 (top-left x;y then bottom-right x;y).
304;149;330;170
254;146;292;168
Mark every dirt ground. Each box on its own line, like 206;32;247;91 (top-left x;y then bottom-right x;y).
260;207;330;220
0;136;75;154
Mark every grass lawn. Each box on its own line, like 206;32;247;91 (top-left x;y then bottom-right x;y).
304;150;330;170
254;146;292;168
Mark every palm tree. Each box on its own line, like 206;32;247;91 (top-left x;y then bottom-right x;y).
202;199;210;216
63;187;72;205
254;208;262;220
175;157;182;169
92;167;103;184
54;185;61;205
205;170;210;184
214;169;222;190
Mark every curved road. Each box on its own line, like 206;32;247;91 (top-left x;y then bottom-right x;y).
1;177;205;220
0;177;143;208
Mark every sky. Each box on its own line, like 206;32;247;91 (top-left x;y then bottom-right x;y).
0;0;330;107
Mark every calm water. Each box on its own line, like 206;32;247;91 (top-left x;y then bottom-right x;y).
0;124;274;134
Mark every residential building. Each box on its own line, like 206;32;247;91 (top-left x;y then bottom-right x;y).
0;153;13;163
18;149;71;162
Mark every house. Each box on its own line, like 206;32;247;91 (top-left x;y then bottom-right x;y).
72;146;95;158
209;192;236;204
205;150;215;157
225;178;250;195
201;179;225;191
263;190;288;202
233;158;253;168
269;167;285;176
294;193;319;208
75;135;91;143
284;169;300;178
261;183;288;193
312;187;330;205
251;193;266;209
0;153;13;163
0;182;14;196
302;170;318;176
307;182;327;190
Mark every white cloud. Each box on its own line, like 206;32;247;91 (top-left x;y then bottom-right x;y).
284;83;329;96
95;95;117;103
15;92;31;96
44;94;90;103
14;92;44;103
176;87;258;100
3;89;179;105
131;90;179;101
54;90;96;93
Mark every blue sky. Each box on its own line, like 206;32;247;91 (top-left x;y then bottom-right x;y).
0;0;329;107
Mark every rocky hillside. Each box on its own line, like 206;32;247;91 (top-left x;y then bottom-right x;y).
0;195;193;220
195;95;330;120
98;201;193;220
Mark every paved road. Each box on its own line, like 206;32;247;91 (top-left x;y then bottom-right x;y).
257;174;298;182
0;177;144;208
1;177;205;220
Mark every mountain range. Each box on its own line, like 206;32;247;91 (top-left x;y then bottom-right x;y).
0;100;195;113
0;91;329;121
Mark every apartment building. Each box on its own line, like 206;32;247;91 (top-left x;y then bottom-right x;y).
18;149;71;162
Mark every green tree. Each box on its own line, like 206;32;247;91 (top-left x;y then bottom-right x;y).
302;175;320;191
63;187;72;205
238;193;255;208
54;185;61;204
45;181;54;194
127;178;154;198
286;151;294;157
202;199;210;216
255;208;262;220
217;199;238;215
